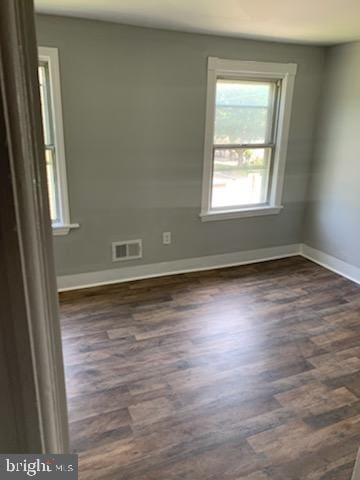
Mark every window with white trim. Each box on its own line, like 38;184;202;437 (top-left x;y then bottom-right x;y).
201;57;297;221
38;47;78;235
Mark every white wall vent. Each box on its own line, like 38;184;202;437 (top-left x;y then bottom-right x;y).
112;239;143;262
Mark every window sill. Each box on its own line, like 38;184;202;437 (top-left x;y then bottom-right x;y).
52;223;80;236
200;205;283;222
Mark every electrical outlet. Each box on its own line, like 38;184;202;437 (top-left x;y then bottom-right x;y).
162;232;171;245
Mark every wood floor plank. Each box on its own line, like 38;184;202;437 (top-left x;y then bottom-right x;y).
274;383;358;416
67;385;131;422
69;409;132;452
59;257;360;479
247;414;360;463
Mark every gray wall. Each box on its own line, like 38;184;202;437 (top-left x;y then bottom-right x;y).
36;15;325;276
304;42;360;268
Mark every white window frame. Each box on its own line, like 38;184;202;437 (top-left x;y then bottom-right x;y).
38;46;79;235
200;57;297;222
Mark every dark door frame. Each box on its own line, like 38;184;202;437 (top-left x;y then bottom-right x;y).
0;0;69;452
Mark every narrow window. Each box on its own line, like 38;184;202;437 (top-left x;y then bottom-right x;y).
38;61;59;223
201;58;297;221
38;47;78;235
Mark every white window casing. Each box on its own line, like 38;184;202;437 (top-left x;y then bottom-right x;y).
200;57;297;221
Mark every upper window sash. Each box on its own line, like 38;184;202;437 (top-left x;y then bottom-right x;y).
38;62;54;148
200;57;297;221
214;77;280;148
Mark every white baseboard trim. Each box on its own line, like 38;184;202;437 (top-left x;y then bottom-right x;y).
57;243;301;292
57;243;360;292
300;244;360;285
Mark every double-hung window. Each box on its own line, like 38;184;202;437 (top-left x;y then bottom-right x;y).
201;57;297;221
38;47;78;235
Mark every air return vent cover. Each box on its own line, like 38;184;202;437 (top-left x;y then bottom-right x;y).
112;239;142;262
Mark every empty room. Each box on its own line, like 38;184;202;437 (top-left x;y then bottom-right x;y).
1;0;360;479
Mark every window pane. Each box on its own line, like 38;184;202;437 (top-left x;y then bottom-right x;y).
38;64;53;146
211;148;271;208
214;80;275;145
45;148;59;223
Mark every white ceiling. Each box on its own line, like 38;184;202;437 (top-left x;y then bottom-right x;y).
35;0;360;45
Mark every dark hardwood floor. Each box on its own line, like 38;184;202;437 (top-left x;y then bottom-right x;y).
59;256;360;480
